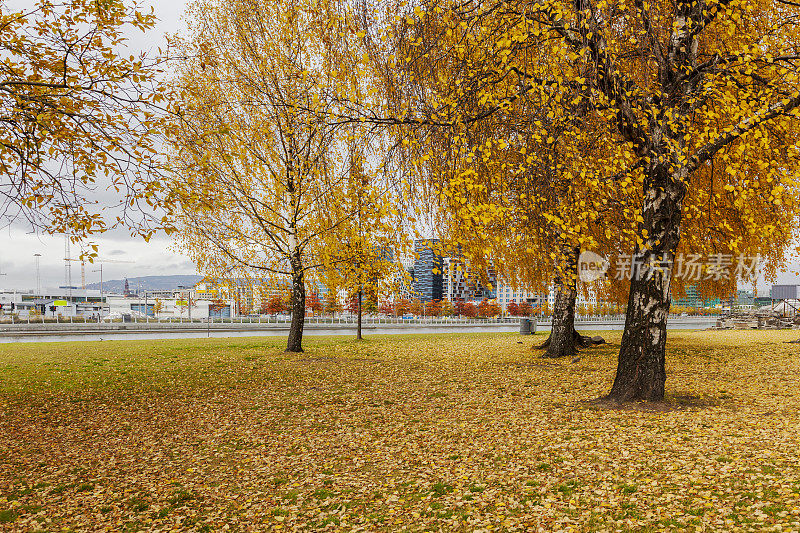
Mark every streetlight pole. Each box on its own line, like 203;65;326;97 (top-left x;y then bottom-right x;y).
92;265;103;320
0;263;5;316
34;254;41;294
97;264;103;297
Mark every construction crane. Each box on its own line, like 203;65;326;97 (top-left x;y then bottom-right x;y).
65;256;136;293
63;235;76;300
63;235;134;294
63;236;85;292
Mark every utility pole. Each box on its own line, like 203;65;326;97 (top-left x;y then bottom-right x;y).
92;265;103;318
207;300;211;337
34;254;41;294
0;259;6;321
63;234;73;303
0;260;7;317
93;265;104;296
91;259;134;297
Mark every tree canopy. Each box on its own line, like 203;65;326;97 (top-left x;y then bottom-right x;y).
167;0;406;351
0;0;169;242
358;0;800;399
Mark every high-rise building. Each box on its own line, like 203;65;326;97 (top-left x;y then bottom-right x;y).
391;254;415;300
494;279;544;308
412;239;443;301
672;284;724;308
443;257;497;302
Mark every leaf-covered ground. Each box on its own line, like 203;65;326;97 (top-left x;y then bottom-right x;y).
1;331;799;532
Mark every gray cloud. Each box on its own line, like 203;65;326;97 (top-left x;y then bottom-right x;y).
0;0;193;292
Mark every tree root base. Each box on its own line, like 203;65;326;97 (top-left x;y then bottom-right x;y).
537;331;606;351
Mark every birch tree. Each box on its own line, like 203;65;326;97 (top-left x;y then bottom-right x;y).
366;0;800;399
167;0;392;352
356;0;641;358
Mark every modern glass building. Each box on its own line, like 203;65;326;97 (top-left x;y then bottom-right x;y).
412;239;444;302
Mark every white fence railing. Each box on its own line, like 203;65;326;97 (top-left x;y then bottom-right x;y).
0;313;717;326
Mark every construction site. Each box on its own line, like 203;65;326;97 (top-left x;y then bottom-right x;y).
713;284;800;329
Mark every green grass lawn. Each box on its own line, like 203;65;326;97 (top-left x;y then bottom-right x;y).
1;331;800;531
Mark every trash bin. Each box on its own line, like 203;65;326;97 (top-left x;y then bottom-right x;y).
530;318;537;334
520;318;531;335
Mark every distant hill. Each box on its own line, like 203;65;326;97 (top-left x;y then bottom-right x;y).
86;275;203;294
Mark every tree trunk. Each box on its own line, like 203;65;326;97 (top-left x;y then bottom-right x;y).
608;167;686;401
538;328;592;349
541;248;580;358
356;287;363;340
286;264;306;353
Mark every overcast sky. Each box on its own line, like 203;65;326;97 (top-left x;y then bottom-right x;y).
1;0;799;293
0;0;191;291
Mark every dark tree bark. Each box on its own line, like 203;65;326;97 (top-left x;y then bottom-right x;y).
286;255;306;353
564;0;692;400
356;287;363;340
539;329;605;349
541;276;577;358
608;167;686;401
540;247;582;358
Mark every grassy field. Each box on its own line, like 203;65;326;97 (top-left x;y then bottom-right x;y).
1;331;800;532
